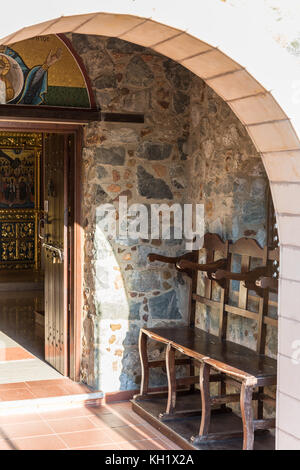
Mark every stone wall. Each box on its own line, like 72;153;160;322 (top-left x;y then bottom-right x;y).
67;33;192;391
66;33;276;393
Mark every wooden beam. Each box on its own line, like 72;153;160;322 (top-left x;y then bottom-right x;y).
0;105;144;124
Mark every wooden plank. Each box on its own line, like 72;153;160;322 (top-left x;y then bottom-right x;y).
193;295;270;324
177;376;199;386
239;254;251;310
224;304;259;321
0;104;144;124
211;393;241;405
257;246;269;355
254;418;276;430
219;240;230;341
264;316;278;327
148;358;191;368
192;294;220;309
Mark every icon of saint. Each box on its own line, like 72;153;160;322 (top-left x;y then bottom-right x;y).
0;46;62;105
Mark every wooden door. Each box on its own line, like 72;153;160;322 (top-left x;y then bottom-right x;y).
43;133;69;375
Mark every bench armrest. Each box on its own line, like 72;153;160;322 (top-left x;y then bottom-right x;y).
148;254;179;264
256;276;278;291
176;258;227;273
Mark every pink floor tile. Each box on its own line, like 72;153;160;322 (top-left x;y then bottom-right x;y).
39;407;96;421
13;435;67;450
25;379;70;389
104;424;158;443
58;428;115;448
0;347;34;361
0;382;29;391
0;412;42;426
1;420;54;439
119;438;169;450
71;443;121;450
88;413;130;428
0;438;15;450
0;402;181;450
0;389;36;402
47;416;98;434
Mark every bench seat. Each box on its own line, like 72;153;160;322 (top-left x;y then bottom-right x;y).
142;326;277;386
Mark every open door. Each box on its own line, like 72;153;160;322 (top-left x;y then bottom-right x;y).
43;133;71;376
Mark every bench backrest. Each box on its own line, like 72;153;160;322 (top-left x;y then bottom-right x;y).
190;234;279;356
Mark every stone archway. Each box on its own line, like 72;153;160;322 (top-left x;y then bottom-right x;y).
1;11;300;449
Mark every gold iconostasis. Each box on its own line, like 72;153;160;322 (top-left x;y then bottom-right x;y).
0;132;42;270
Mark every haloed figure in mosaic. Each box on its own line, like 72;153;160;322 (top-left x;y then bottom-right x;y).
0;45;62;105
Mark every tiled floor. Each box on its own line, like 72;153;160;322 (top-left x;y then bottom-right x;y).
0;289;65;383
0;282;179;450
0;378;100;403
0;402;181;450
0;290;44;360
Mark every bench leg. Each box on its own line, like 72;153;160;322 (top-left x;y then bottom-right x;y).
191;362;211;444
134;330;149;400
257;386;264;419
240;383;254;450
160;343;176;419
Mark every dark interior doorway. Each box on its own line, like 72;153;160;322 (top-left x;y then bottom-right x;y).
0;127;80;382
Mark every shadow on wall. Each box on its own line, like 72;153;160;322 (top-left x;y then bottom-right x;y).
89;225;190;393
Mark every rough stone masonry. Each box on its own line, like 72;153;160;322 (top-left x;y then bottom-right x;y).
66;33;276;395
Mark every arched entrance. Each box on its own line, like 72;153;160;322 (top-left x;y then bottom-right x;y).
1;11;300;449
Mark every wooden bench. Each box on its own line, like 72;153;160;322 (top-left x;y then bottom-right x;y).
134;233;279;450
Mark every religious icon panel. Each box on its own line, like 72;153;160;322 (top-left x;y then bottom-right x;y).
0;132;42;270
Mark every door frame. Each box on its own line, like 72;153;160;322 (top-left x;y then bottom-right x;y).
0;121;83;382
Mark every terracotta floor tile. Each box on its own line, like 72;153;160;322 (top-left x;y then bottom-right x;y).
0;412;42;426
29;385;70;399
119;438;169;450
1;420;54;439
71;443;120;450
89;405;114;416
113;410;149;426
47;416;98;433
40;407;97;421
0;347;34;361
25;379;68;389
106;402;132;411
0;382;28;391
88;413;130;428
62;383;92;394
0;389;36;401
0;438;15;450
13;435;67;450
105;424;158;443
58;428;115;448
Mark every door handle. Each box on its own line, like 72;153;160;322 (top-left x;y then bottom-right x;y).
42;243;64;262
38;218;45;240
